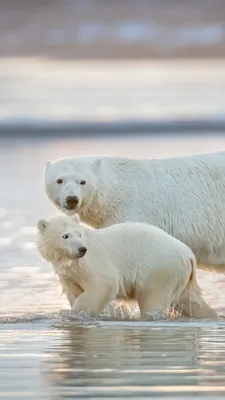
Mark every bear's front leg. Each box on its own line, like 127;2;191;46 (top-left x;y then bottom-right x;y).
64;290;77;308
60;278;84;309
72;284;116;316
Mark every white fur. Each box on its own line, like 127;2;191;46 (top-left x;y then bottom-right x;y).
36;215;219;320
44;152;225;274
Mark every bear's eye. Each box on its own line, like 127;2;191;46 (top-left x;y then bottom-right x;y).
80;180;86;185
62;234;69;239
57;179;63;184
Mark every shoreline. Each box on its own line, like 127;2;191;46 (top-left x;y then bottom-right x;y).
1;119;225;137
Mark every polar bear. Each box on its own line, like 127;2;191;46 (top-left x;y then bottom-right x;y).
44;152;225;275
36;214;219;320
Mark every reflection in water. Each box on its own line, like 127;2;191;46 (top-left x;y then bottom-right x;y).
1;323;225;398
41;324;225;398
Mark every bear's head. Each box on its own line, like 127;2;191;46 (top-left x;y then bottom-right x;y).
44;156;101;216
36;214;87;267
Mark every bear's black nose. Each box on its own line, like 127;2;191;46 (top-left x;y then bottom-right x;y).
65;196;79;209
78;247;87;256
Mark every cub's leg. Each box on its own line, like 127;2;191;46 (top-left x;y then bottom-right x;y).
72;283;117;316
136;261;192;320
178;281;220;320
177;260;220;320
60;279;84;308
137;275;184;320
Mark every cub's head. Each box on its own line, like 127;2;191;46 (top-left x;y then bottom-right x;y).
36;214;87;266
44;156;101;215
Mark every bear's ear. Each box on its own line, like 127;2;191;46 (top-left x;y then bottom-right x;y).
45;161;52;173
93;158;101;170
37;219;48;233
72;214;80;224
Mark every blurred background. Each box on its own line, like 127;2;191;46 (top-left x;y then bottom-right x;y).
1;0;225;133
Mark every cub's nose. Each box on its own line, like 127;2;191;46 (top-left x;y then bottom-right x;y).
65;196;79;209
78;247;87;257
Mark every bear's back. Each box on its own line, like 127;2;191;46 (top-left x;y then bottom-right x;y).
94;222;194;271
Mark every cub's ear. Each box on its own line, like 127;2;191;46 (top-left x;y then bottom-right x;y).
45;161;52;173
72;214;80;224
37;219;48;233
93;157;101;170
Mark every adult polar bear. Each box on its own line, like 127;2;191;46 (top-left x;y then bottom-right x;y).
44;151;225;274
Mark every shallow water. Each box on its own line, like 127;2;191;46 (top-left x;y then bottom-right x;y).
2;321;225;399
1;134;225;398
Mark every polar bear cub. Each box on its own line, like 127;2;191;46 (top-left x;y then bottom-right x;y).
36;215;219;320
